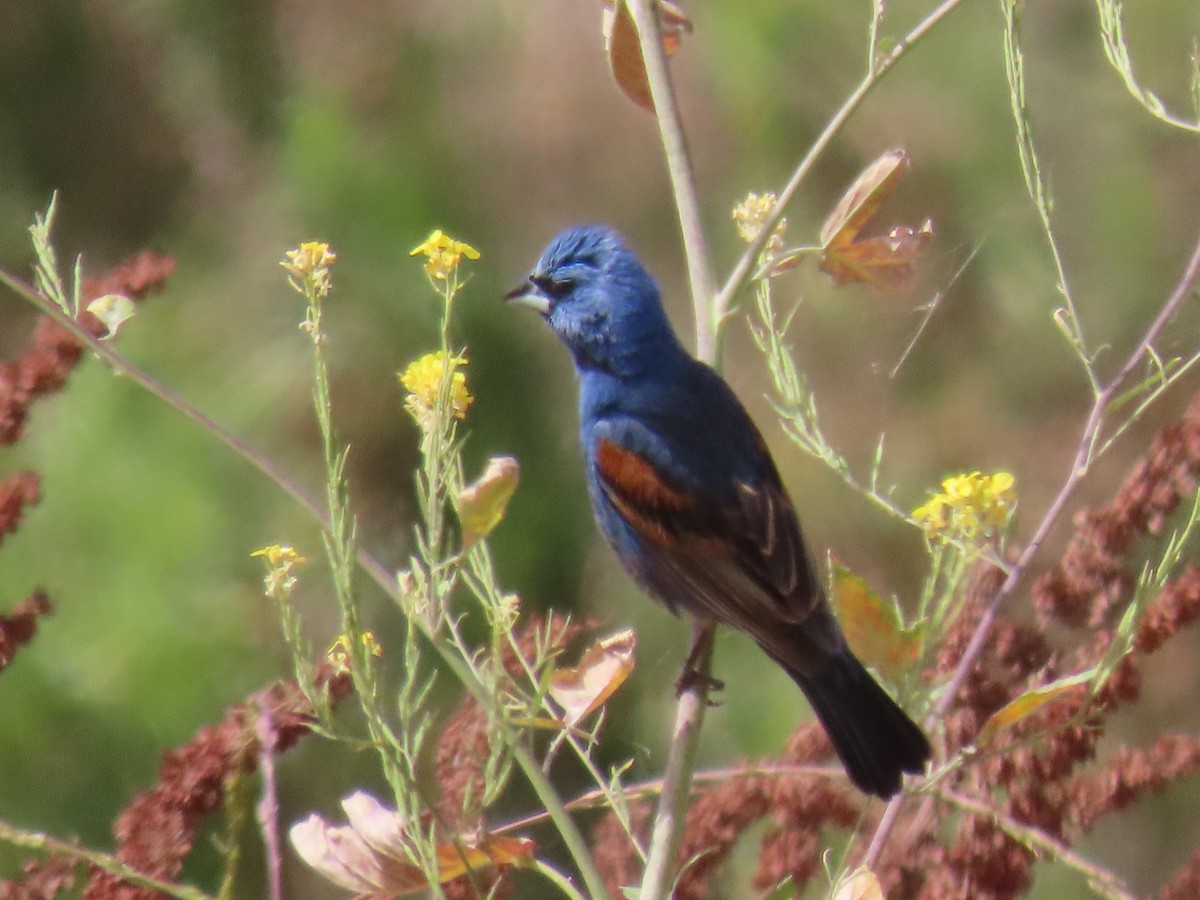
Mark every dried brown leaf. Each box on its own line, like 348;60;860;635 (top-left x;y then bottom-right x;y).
602;0;693;111
818;149;933;293
548;629;636;725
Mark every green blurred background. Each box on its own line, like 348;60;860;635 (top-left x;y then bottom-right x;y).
1;1;1198;896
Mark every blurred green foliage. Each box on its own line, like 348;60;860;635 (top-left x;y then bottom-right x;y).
1;0;1199;896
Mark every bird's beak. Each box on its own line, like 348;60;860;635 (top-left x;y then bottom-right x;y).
502;278;552;316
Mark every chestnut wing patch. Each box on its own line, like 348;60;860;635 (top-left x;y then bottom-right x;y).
593;437;719;551
593;434;821;624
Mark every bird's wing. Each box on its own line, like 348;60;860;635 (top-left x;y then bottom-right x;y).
590;419;822;627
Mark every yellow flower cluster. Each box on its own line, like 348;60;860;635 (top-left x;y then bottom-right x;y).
399;351;473;430
409;229;480;281
251;544;308;598
912;471;1016;541
327;631;383;674
280;242;337;298
733;191;787;250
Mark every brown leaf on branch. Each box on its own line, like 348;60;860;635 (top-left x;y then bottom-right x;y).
547;628;636;726
603;0;693;111
818;149;933;292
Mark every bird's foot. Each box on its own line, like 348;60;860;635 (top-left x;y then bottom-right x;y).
675;666;725;699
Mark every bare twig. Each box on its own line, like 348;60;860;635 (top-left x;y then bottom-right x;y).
1002;0;1095;391
937;788;1135;900
0;820;216;900
494;760;846;835
639;622;714;899
624;0;718;363
255;694;283;900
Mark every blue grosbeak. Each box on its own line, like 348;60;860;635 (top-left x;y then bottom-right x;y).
505;225;930;798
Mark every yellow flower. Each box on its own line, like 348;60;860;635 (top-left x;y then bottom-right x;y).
912;471;1016;542
327;631;383;674
911;496;948;533
252;544;308;598
732;192;787;270
281;242;337;298
732;192;779;243
409;229;480;280
398;351;473;429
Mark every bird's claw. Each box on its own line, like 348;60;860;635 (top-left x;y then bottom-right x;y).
675;667;725;698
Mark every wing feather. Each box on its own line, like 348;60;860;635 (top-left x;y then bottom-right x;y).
592;429;822;627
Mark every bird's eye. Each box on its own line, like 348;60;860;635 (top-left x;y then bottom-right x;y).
532;273;574;300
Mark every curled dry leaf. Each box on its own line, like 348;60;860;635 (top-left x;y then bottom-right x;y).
291;790;535;897
834;866;885;900
830;562;920;676
456;455;520;548
976;669;1094;746
85;293;136;339
548;628;637;726
818;150;909;249
602;0;693;111
818;148;933;293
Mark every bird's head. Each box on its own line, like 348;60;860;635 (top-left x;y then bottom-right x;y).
505;225;681;375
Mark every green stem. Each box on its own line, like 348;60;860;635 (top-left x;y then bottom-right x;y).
0;820;216;900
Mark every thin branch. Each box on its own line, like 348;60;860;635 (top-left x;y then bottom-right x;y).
1002;0;1096;392
1095;0;1200;135
937;788;1135;900
0;820;216;900
255;694;283;900
494;761;846;835
639;622;714;900
625;0;718;363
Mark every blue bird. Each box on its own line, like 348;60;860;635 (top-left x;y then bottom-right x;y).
505;225;930;798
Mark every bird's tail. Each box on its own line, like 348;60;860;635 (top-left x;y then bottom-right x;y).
787;651;931;798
